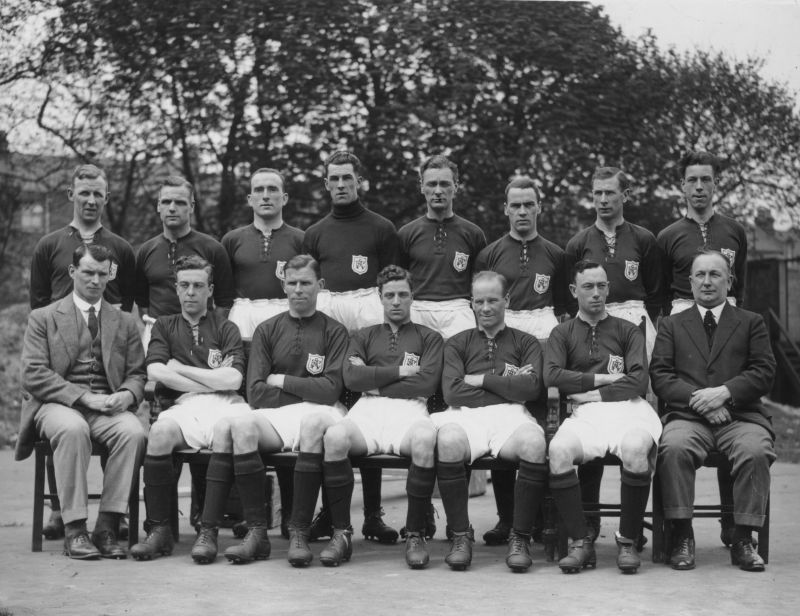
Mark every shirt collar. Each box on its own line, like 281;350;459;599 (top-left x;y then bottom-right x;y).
72;292;102;314
697;302;725;322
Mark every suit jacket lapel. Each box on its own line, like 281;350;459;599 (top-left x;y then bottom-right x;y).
680;308;710;361
708;302;741;364
53;296;80;366
100;301;121;388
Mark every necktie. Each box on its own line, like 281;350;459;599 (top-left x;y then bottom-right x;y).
88;306;99;340
703;309;716;349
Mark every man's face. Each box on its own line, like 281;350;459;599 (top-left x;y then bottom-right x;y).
69;176;108;226
283;265;322;316
592;176;627;223
324;163;360;206
690;253;731;308
421;167;457;215
175;268;213;318
471;277;508;332
681;164;716;214
571;266;609;316
69;253;111;304
247;172;287;220
504;187;540;236
157;185;194;230
380;279;413;326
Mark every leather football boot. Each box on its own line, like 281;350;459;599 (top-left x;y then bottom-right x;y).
719;517;735;547
224;525;271;564
400;503;438;540
118;515;129;541
64;531;101;560
731;538;765;572
669;536;696;571
445;527;475;571
320;528;353;567
190;526;219;564
287;528;313;567
362;508;399;544
404;532;430;570
232;521;248;539
43;510;65;540
558;536;597;573
91;529;126;559
615;532;641;574
309;508;333;542
505;531;533;572
130;523;174;561
483;519;512;545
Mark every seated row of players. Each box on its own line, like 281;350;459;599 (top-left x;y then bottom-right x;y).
21;150;768;573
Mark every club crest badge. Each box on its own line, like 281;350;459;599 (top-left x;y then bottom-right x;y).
275;260;286;280
306;353;325;375
453;251;469;273
624;260;639;281
402;352;420;367
607;355;624;374
351;255;368;275
533;273;550;294
108;261;118;281
720;248;736;268
207;349;223;369
503;363;520;376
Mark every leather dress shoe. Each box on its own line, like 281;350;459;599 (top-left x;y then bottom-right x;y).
43;510;65;540
669;536;695;570
64;531;101;560
92;529;127;559
731;538;765;572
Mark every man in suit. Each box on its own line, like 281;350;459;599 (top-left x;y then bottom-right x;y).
651;250;776;572
18;243;147;560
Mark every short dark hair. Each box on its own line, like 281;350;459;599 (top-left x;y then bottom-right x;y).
679;151;721;179
174;255;214;285
592;166;631;192
284;254;321;280
690;248;731;276
71;164;107;189
472;270;508;296
251;167;286;191
159;175;196;205
504;176;541;201
72;243;112;267
571;259;605;284
376;265;413;294
324;151;362;177
419;154;459;185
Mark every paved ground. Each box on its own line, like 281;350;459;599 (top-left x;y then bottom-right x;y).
0;449;797;616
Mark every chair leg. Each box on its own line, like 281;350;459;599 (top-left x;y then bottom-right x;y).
128;466;140;548
33;447;46;552
46;455;61;513
759;496;770;564
651;468;666;563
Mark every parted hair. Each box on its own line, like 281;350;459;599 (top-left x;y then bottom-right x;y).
570;259;605;283
419;154;459;185
592;166;631;192
158;175;196;205
284;254;322;280
251;167;286;191
376;265;413;294
324;151;363;177
504;176;541;201
691;248;732;276
71;164;107;189
174;255;214;286
472;270;509;296
72;243;113;267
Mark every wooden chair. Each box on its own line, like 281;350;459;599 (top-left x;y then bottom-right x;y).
32;440;140;551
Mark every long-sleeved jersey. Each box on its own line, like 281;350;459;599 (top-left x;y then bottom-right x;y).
247;310;347;408
399;214;487;301
443;326;543;408
221;222;305;299
544;315;647;402
343;321;443;399
476;233;568;314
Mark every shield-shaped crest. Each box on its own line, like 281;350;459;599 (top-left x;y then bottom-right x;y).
452;251;469;273
624;260;639;281
306;353;325;375
607;354;624;374
502;363;520;376
402;352;420;367
351;255;368;275
207;349;223;369
533;273;550;294
108;261;118;281
720;248;736;268
275;260;286;280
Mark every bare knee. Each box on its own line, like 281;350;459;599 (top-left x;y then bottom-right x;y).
619;430;654;473
211;417;234;453
548;434;579;474
323;423;350;458
147;419;183;455
408;424;436;466
513;426;546;463
229;416;259;452
436;424;468;462
298;412;335;450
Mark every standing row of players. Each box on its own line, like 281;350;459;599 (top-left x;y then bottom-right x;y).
22;149;767;575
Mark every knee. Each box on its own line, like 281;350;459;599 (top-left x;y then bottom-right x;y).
515;426;546;463
409;426;436;463
436;425;467;462
619;431;654;470
212;418;234;452
146;419;181;454
299;413;330;442
229;416;257;449
322;424;349;456
547;436;575;473
51;416;91;447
